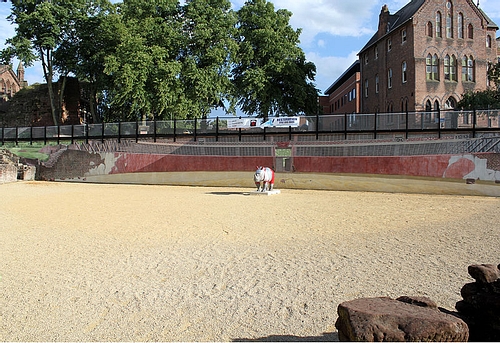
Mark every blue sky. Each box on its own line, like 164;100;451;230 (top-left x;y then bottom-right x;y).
1;0;499;96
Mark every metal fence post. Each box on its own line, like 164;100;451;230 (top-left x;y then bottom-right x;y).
374;111;378;140
215;117;219;142
194;117;197;142
437;109;441;139
173;118;177;142
153;117;157;143
135;120;139;143
101;122;105;143
15;126;18;146
405;109;409;139
344;113;348;140
118;121;121;143
316;113;319;140
1;125;4;146
473;109;477;138
86;122;89;144
57;125;60;145
30;125;33;145
71;125;74;144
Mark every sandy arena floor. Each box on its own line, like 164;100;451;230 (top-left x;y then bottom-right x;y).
1;181;499;341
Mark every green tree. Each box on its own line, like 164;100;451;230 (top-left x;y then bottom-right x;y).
233;0;319;118
54;0;118;123
2;0;76;125
180;0;238;118
458;61;500;110
104;0;187;121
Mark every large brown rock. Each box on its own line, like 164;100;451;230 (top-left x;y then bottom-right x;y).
336;297;468;342
468;264;500;284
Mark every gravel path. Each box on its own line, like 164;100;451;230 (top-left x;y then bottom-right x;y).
1;181;499;341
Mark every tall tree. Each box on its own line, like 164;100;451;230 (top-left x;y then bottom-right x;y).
54;0;118;123
180;0;238;118
233;0;319;118
104;0;187;121
2;0;75;125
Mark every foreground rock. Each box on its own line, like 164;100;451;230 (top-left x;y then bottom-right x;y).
456;264;500;341
336;297;468;342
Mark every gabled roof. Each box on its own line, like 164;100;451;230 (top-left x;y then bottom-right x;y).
324;60;360;95
359;0;498;55
359;0;425;54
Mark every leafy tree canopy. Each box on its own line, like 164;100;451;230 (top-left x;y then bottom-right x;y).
458;61;500;110
2;0;319;123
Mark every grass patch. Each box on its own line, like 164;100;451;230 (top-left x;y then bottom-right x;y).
3;143;50;161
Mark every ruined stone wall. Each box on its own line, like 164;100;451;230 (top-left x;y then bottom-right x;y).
0;164;17;183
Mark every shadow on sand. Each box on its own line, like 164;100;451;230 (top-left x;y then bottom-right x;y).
233;332;339;342
207;191;252;196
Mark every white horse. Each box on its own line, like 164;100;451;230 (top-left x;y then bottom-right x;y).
254;166;275;192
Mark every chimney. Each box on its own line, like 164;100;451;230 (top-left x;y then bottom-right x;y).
378;4;390;37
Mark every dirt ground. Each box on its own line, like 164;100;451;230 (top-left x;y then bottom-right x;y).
1;181;499;341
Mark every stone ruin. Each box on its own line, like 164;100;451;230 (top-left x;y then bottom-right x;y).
335;263;500;341
456;264;500;341
0;148;36;183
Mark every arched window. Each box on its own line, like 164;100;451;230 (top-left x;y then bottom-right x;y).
436;12;442;38
434;100;440;111
446;14;453;38
427;21;433;37
402;61;407;83
457;13;464;38
450;55;457;81
388;68;393;89
426;54;439;81
445;97;457;110
375;74;379;93
425;100;432;111
462;55;475;82
444;55;451;80
486;35;492;48
364;79;369;98
468;24;474;39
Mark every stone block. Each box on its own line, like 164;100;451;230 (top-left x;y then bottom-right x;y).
336;297;468;342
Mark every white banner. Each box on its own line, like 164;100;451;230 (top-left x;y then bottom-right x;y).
227;118;261;129
260;117;301;128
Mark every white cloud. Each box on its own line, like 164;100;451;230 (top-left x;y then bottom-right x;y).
306;50;359;94
271;0;379;45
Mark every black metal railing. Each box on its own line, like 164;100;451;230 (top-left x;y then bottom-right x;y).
2;109;500;145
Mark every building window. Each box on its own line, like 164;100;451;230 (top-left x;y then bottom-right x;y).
388;68;393;89
402;61;407;83
427;21;433;37
458;13;464;38
375;45;379;59
486;35;492;48
444;55;457;81
387;38;392;51
462;55;475;82
426;54;439;81
436;12;442;38
401;29;407;43
450;55;457;81
365;79;368;98
446;1;453;38
364;53;369;65
446;14;453;38
375;74;379;93
468;24;473;39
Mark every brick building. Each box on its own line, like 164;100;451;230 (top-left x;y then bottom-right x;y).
335;0;498;115
0;63;27;102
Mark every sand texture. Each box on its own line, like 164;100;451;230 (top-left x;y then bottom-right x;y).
1;181;499;341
